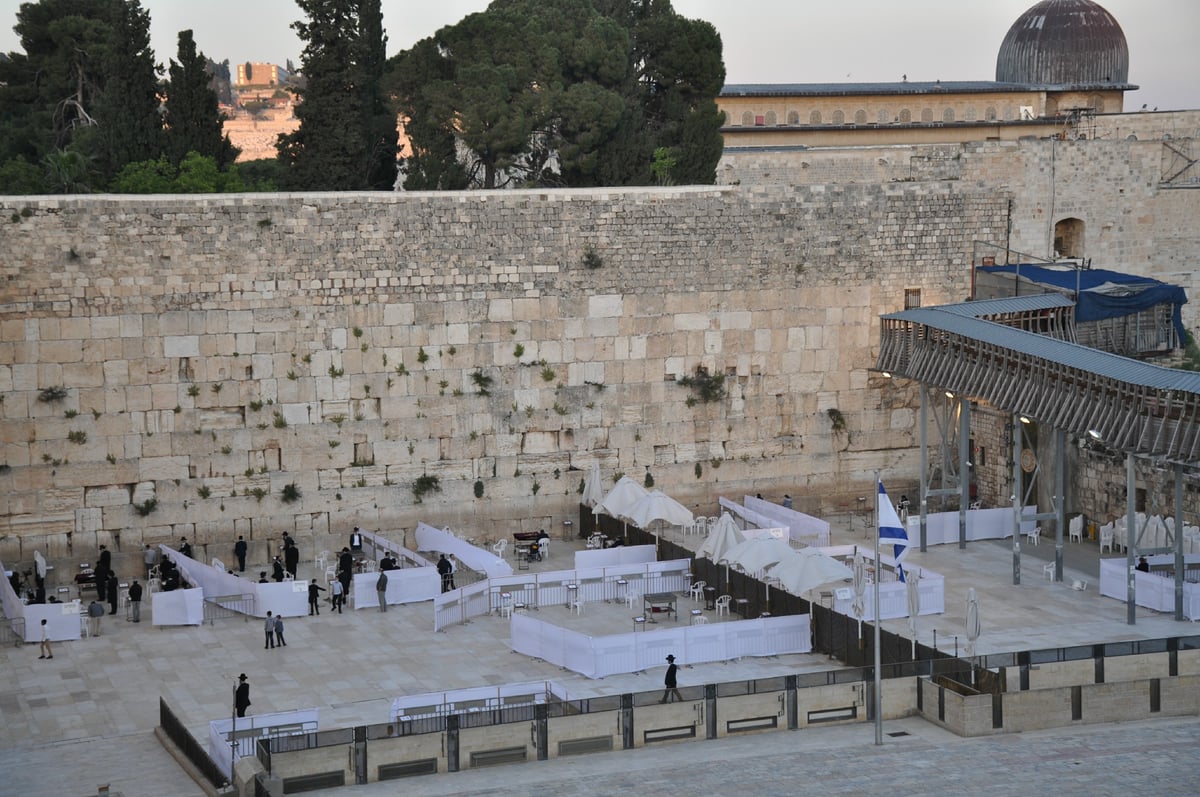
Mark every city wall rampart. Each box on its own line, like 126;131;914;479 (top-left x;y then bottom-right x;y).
0;185;1006;561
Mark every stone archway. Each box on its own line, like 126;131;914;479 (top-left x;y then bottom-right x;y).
1053;217;1085;259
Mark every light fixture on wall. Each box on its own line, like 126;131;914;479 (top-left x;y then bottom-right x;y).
1087;429;1103;441
881;371;892;378
1019;416;1032;424
945;391;955;399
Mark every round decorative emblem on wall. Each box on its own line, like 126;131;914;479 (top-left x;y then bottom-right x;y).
1020;448;1037;473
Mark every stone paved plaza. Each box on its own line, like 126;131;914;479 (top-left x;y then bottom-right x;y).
2;517;1197;796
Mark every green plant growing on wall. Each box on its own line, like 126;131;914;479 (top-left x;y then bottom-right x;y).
694;462;703;479
412;474;441;504
67;430;87;444
644;471;655;488
395;363;408;376
513;343;525;359
302;353;312;364
133;498;158;516
187;384;200;397
447;345;457;356
417;347;429;364
38;386;68;402
330;414;346;427
91;408;100;419
541;365;556;382
328;365;344;378
64;409;78;418
677;365;726;404
281;483;302;503
827;407;846;432
211;383;222;394
287;370;298;380
250;487;267;502
474;479;484;498
197;485;211;498
352;326;363;338
249;399;264;411
471;370;493;396
273;412;287;428
329;440;340;448
553;403;567;416
106;454;116;464
531;480;541;495
221;445;232;455
582;246;603;269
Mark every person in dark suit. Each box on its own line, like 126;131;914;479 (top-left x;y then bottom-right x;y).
128;579;143;622
308;581;325;615
659;654;683;703
106;571;119;615
349;527;363;552
272;556;285;582
234;536;248;572
657;652;686;705
179;537;193;559
284;541;299;579
338;548;353;596
97;545;111;572
235;674;251;718
437;555;452;592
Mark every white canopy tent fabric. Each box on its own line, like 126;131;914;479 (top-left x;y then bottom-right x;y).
766;548;853;597
965;587;981;659
718;537;797;577
581;461;605;508
696;513;746;562
592;476;650;522
624;490;694;530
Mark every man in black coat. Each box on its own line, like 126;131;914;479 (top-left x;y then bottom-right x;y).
179;537;193;559
308;581;325;615
338;548;354;596
97;545;111;572
284;541;299;579
234;536;248;572
272;556;285;582
659;654;683;703
106;572;119;615
437;555;452;593
235;674;251;718
128;579;143;622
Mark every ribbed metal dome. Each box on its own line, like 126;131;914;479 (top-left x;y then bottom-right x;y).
996;0;1129;85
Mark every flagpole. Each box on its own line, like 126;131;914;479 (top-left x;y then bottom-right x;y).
873;472;882;746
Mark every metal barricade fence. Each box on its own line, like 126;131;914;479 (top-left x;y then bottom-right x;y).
203;593;256;624
1;616;25;646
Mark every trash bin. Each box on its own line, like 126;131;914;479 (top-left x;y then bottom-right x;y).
703;586;717;611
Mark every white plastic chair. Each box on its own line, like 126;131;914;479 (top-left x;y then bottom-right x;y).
1099;523;1115;554
715;595;732;617
1068;516;1083;543
692;615;709;625
1043;562;1056;581
689;580;706;602
539;539;549;560
572;598;585;615
1026;525;1041;546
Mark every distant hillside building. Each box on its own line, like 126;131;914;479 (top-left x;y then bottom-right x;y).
236;62;290;87
718;0;1136;148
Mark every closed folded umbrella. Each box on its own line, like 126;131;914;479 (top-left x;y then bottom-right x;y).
696;513;746;563
906;567;922;658
581;461;605;508
965;587;981;666
852;549;867;639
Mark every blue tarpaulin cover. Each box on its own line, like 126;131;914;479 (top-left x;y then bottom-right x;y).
978;264;1188;342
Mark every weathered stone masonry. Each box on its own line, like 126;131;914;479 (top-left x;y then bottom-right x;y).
0;185;1006;561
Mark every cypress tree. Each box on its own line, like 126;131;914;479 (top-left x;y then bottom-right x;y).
164;30;239;168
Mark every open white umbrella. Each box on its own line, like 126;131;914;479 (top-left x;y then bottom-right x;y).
965;587;981;673
851;549;867;641
581;461;605;508
592;476;649;522
766;548;853;597
906;568;922;658
696;513;745;562
625;490;694;530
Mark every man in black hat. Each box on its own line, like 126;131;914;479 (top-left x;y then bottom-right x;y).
235;674;251;718
659;654;683;703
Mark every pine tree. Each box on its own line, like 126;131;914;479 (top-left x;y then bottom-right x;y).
277;0;396;190
164;30;239;168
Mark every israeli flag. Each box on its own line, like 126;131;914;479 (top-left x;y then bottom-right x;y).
878;481;912;582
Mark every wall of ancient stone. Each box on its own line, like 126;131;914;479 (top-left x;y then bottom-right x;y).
0;185;1007;561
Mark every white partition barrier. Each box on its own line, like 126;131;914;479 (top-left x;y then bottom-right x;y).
432;580;490;629
573;544;656;570
390;681;568;722
353;567;441;610
511;612;811;678
361;529;432;569
209;708;319;779
1099;554;1200;620
415;522;512;578
822;546;944;621
23;600;82;642
906;506;1036;545
743;495;832;547
152;587;205;626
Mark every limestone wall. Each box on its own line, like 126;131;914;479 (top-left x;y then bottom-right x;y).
0;185;1007;560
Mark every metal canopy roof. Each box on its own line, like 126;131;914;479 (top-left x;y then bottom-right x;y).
877;302;1200;463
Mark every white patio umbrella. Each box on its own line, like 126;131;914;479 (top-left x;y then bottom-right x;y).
625;490;694;530
718;536;797;578
581;461;605;508
695;513;745;562
965;587;981;676
851;549;867;641
592;476;649;522
906;568;922;658
766;548;853;597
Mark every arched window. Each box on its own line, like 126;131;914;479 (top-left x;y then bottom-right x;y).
854;109;867;124
878;109;890;124
942;108;955;123
985;106;997;121
1053;218;1086;259
921;108;934;123
899;108;912;123
740;111;753;127
765;110;777;126
787;110;800;125
965;106;977;122
809;110;822;125
832;110;845;125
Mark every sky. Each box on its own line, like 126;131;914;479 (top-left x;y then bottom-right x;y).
2;0;1198;112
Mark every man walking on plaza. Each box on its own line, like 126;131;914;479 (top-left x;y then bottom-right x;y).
659;654;683;703
235;674;251;718
308;580;325;615
264;611;275;649
376;570;388;612
330;578;344;614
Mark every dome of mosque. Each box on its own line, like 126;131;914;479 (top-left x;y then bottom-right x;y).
996;0;1129;85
